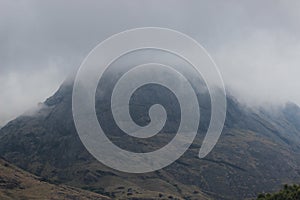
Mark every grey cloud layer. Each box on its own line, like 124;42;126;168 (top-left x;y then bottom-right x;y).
0;0;300;125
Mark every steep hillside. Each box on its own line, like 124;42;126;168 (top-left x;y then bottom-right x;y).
0;79;300;199
0;158;109;200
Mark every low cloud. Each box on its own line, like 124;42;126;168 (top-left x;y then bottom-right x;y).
0;0;300;125
215;29;300;106
0;65;64;125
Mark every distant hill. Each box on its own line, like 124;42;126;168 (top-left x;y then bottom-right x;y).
1;77;300;199
0;158;109;200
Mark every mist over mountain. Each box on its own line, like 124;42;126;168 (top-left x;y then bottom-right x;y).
1;1;300;200
1;69;300;200
1;1;300;127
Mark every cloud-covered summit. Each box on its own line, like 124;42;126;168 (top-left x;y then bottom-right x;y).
1;0;300;125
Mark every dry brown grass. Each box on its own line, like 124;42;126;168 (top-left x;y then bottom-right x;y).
0;158;110;200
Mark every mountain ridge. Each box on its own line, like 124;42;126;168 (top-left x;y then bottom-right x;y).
1;79;300;199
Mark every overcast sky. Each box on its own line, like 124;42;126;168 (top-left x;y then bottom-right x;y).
0;0;300;126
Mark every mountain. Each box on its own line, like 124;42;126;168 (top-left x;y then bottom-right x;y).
0;157;109;200
0;78;300;200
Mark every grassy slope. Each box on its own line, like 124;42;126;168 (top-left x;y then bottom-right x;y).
0;158;203;200
0;158;110;200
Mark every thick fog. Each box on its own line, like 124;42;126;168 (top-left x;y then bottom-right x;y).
1;0;300;125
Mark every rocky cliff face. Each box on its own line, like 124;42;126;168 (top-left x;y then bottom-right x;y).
0;79;300;200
